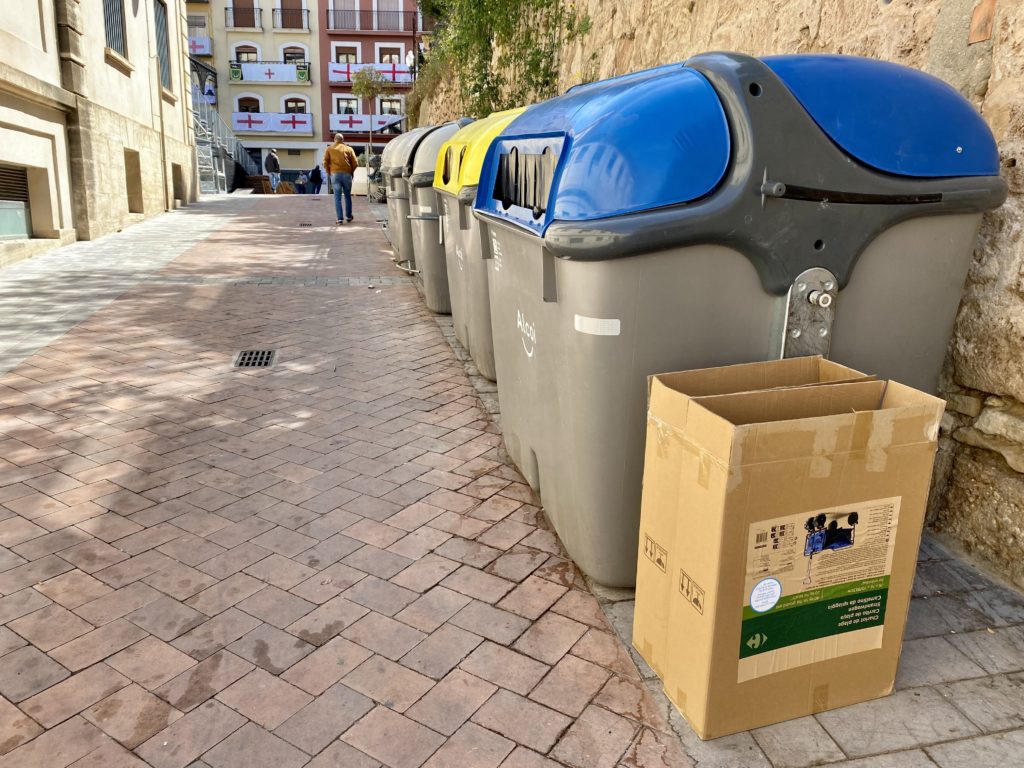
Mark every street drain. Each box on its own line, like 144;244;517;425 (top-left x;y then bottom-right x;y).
299;222;313;227
234;350;276;368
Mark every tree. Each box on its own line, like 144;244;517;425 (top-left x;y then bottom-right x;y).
351;67;395;158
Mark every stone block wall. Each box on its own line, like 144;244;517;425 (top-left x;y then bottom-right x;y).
418;0;1024;586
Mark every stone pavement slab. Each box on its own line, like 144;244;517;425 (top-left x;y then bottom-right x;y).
0;194;1021;768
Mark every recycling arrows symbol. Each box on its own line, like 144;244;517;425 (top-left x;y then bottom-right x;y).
746;633;768;650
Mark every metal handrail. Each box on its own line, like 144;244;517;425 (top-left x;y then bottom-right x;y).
325;9;421;32
225;7;262;28
273;8;310;29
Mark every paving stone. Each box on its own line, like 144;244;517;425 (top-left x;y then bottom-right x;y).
550;704;638;768
391;554;460;593
0;645;69;701
8;603;94;651
460;641;548;695
0;627;25;657
396;586;472;633
107;636;197;690
286;595;368;646
529;654;611;717
937;673;1024;732
816;688;979;757
926;728;1024;767
19;662;130;728
273;682;374;754
127;596;206;641
281;635;373;695
75;514;142;544
241;554;315;590
343;654;434;712
74;582;163;626
895;636;987;689
203;722;309;768
0;518;46;548
236;586;315;628
156;534;227;569
293;532;363;569
290;561;367;604
0;716;107;768
0;554;74;594
215;668;312;729
946;626;1024;674
185;573;264;617
227;623;313;674
751;716;847;768
171;608;262;660
499;746;563;767
407;668;497;736
49;619;147;672
450;600;531;645
594;677;669;732
68;738;151;767
0;695;42;756
423;721;514;768
35;570;112;609
83;683;182;748
400;623;483;680
342;611;426;660
473;689;572;754
904;595;990;640
136;699;246;768
305;740;382;768
342;705;446;768
343;574;418;616
549;589;609;629
513;612;588;664
141;562;217;601
93;551;173;589
154;650;254;711
60;539;129;573
342;545;413;580
441;565;515;604
0;588;51;624
825;751;939;767
963;586;1024;627
113;523;184;557
498;575;568;619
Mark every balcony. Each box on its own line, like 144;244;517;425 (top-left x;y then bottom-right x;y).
327;61;412;84
330;113;404;133
273;8;309;30
229;60;311;84
325;9;428;33
232;111;314;134
225;7;262;29
187;32;212;56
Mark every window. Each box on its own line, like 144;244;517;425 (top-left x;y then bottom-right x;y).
284;98;308;114
335;45;358;64
283;46;306;64
234;45;258;62
379;47;401;65
336;96;358;114
287;149;302;156
103;0;128;58
380;97;401;115
154;0;171;90
238;96;261;113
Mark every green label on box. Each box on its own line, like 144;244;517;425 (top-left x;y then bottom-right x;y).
738;498;900;683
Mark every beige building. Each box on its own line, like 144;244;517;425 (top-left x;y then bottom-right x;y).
0;0;198;267
188;1;324;179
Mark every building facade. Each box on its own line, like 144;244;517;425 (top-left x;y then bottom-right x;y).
188;0;326;176
0;0;197;267
317;0;429;155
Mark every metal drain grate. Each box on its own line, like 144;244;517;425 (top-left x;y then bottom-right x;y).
234;350;276;368
299;223;313;227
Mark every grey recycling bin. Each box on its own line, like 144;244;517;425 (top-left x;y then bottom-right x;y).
406;118;474;313
434;108;528;379
383;126;432;270
473;53;1006;586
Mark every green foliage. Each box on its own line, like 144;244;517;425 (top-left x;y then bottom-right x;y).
350;67;394;107
415;0;590;117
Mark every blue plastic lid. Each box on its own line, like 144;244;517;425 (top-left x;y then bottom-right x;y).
763;54;1000;178
475;65;731;235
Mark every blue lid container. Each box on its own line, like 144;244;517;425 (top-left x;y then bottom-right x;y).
475;65;731;235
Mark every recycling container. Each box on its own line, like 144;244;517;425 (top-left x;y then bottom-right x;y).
383;126;432;270
406;118;474;313
434;108;528;379
472;53;1006;586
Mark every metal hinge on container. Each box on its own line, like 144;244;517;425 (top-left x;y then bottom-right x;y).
782;267;837;358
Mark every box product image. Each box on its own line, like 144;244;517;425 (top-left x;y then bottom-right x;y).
633;357;873;680
637;377;944;738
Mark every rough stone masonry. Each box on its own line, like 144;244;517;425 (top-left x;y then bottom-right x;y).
420;0;1024;587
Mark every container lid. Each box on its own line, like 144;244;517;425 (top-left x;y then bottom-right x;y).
475;65;730;235
434;107;528;195
411;119;475;176
389;126;434;172
763;54;1000;177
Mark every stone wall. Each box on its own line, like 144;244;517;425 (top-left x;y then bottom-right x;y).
418;0;1024;586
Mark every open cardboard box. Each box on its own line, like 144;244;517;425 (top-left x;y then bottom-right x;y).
634;363;944;739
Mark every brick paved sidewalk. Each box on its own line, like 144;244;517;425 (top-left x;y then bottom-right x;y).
0;195;1021;768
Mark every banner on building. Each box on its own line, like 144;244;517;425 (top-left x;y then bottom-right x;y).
231;112;313;134
233;63;302;82
327;62;412;83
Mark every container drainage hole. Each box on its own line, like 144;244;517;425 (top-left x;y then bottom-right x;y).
813;239;825;251
749;82;763;97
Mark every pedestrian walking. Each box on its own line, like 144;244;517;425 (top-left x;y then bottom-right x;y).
264;149;281;192
296;171;308;195
323;133;358;224
309;165;323;195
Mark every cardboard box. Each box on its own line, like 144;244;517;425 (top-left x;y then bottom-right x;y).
635;373;944;739
633;357;873;680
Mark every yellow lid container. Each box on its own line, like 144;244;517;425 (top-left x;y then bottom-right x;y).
433;106;528;196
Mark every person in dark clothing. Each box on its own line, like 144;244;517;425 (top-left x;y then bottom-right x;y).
264;149;281;192
309;165;323;194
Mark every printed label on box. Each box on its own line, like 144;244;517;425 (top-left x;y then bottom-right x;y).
737;497;901;683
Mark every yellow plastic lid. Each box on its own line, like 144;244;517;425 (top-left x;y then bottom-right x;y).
433;106;528;195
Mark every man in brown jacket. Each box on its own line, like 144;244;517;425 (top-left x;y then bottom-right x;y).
324;133;358;224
